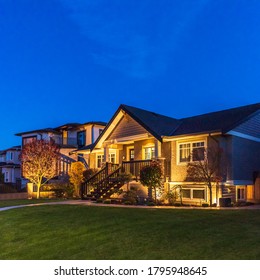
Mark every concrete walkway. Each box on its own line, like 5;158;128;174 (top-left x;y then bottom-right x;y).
1;199;260;212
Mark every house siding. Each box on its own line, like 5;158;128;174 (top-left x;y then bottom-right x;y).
232;111;260;139
107;115;147;140
231;136;260;182
134;139;156;160
170;140;187;182
254;177;260;202
161;142;171;177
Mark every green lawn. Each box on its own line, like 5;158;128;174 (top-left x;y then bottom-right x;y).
0;204;259;260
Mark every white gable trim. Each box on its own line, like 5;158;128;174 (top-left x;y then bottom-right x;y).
227;130;260;142
95;110;125;149
225;180;253;186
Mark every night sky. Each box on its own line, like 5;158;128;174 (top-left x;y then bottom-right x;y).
1;0;260;149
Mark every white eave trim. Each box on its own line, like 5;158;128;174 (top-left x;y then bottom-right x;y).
225;180;253;186
162;132;221;142
227;130;260;142
104;133;151;144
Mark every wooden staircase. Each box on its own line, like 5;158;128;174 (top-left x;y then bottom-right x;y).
81;163;125;200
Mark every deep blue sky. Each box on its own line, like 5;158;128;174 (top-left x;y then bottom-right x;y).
1;0;260;149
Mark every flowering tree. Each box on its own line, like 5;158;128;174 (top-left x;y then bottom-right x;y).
140;160;163;203
20;139;60;199
68;161;85;197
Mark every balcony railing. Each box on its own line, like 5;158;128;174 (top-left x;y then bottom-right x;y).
51;136;78;147
121;159;152;179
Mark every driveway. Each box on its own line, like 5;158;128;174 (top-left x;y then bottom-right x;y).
1;200;260;212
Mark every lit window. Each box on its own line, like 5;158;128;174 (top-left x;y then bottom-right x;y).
182;189;191;198
144;147;155;160
181;188;206;200
97;153;116;167
62;130;68;145
179;143;191;163
178;141;205;163
109;153;116;163
97;155;104;168
193;189;205;199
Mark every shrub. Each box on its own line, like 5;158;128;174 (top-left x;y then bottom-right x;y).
202;203;209;207
140;160;163;203
147;201;156;206
63;183;75;198
103;199;111;204
123;200;133;205
52;188;65;198
163;191;178;205
48;181;75;199
83;168;98;180
96;198;103;203
122;190;138;205
118;172;132;184
173;202;182;207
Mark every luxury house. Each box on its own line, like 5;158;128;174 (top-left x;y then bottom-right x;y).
15;121;106;185
0;146;21;185
75;103;260;205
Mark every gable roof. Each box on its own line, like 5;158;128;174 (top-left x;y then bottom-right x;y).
83;102;260;152
120;104;180;140
173;103;260;136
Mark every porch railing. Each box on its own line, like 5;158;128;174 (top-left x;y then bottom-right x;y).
121;159;152;179
81;162;119;197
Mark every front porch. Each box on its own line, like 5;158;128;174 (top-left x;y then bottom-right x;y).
81;159;165;200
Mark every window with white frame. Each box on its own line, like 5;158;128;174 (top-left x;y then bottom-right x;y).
178;141;205;163
182;188;206;200
96;153;116;168
109;153;116;163
97;154;104;168
6;152;13;161
144;146;155;160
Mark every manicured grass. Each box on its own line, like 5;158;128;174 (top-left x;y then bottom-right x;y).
0;205;259;260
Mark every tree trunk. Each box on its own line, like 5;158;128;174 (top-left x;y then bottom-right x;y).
208;182;212;206
148;186;153;201
37;183;41;199
154;187;157;204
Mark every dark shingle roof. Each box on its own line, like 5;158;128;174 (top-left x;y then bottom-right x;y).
16;121;107;136
118;103;260;138
173;103;260;136
121;104;180;140
15;128;60;136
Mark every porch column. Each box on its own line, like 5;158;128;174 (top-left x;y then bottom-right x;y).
155;140;166;179
155;140;162;158
103;145;109;163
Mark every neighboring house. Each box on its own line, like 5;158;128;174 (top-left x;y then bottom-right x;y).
15;121;106;183
78;103;260;205
0;146;21;185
